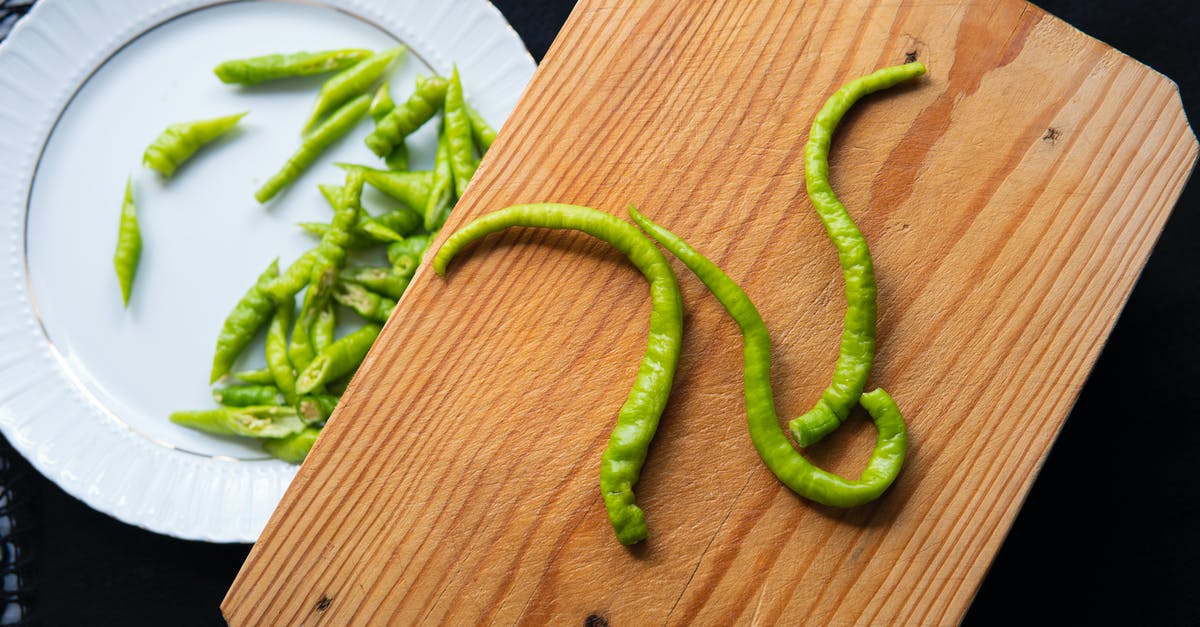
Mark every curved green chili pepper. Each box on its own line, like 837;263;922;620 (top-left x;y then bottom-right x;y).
364;75;449;157
464;103;496;153
143;112;246;177
255;93;370;203
214;49;372;85
424;124;455;231
295;324;382;395
339;266;410;300
262;426;322;463
333;282;395;323
789;61;925;447
336;164;432;210
170;405;304;439
210;258;280;383
302;47;405;132
113;178;141;307
266;300;299;405
443;67;477;198
629;208;907;506
213;384;284;407
433;203;683;546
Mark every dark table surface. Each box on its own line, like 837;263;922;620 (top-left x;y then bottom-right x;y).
2;0;1196;624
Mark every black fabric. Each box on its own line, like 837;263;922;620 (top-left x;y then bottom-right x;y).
0;1;1195;624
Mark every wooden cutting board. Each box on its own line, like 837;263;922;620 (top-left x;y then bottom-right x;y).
224;0;1197;623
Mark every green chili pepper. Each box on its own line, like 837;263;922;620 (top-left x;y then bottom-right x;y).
424;124;455;231
113;178;141;307
295;324;382;395
266;300;299;405
297;222;376;250
384;142;409;172
789;61;926;448
210;258;280;383
170;405;305;439
443;67;477;198
213;384;284;407
433;203;683;546
629;208;907;506
387;233;434;278
313;302;336;352
255;93;370;203
369;82;409;170
214;49;372;85
364;75;449;157
369;82;395;121
262;426;322;464
336;164;431;210
339;266;410;300
143;112;246;177
356;217;406;243
230;368;276;385
464;103;496;153
372;207;423;237
265;250;319;303
290;263;337;373
333;282;396;323
302;46;405;132
297;394;339;424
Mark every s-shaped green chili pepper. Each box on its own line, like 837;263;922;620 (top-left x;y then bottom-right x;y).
364;74;449;157
335;164;432;210
302;46;405;132
113;178;141;307
170;405;305;439
262;426;322;463
433;203;683;546
210;258;280;383
214;49;372;85
630;208;907;507
464;103;496;153
443;67;477;198
424;124;455;231
255;93;370;203
788;61;925;447
295;323;382;395
143;112;246;177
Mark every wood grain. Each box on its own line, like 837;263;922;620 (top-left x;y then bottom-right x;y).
224;0;1198;624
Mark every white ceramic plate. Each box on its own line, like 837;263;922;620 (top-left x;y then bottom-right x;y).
0;0;534;542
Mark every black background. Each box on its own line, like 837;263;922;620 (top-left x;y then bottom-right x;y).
5;0;1198;624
